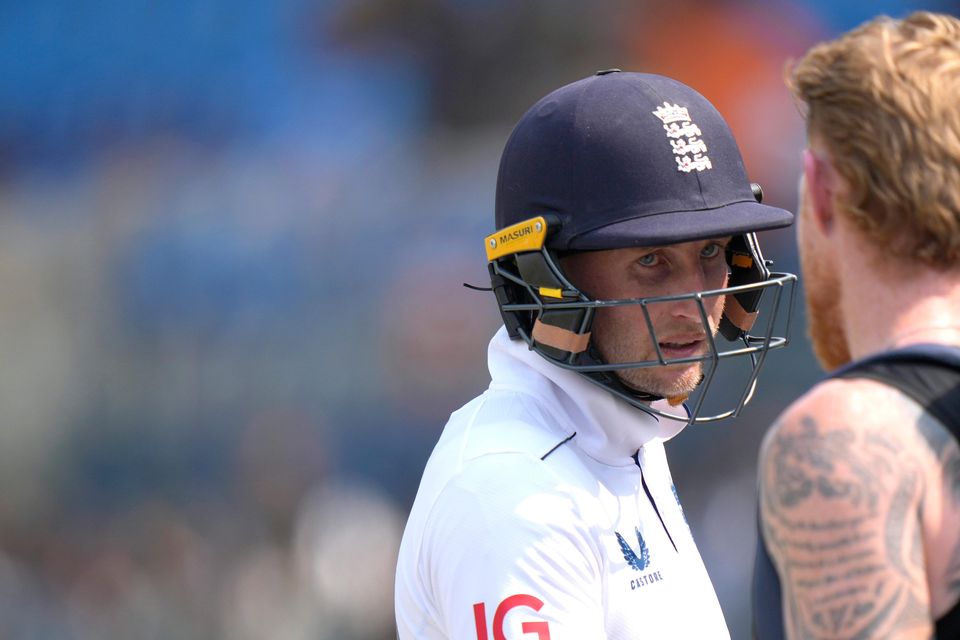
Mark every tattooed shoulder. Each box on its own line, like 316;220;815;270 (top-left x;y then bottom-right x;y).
759;379;933;639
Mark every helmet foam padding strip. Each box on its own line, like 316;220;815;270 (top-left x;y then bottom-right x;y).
532;320;591;353
723;295;759;332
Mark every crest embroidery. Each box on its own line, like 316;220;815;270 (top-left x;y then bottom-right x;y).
615;527;651;571
652;102;712;173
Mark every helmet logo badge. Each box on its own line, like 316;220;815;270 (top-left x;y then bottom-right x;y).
652;102;713;173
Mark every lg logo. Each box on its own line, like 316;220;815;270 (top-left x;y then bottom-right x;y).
472;593;552;640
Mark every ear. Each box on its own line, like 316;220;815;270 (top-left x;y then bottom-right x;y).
801;147;836;234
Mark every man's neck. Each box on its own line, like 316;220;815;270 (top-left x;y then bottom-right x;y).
842;256;960;360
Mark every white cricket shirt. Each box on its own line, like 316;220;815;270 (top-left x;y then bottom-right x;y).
395;327;730;639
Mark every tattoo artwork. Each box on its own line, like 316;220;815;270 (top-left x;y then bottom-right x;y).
761;414;930;639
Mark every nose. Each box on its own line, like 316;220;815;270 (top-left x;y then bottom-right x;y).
668;262;725;323
670;292;708;324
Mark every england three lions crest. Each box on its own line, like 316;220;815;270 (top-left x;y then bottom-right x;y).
652;102;712;173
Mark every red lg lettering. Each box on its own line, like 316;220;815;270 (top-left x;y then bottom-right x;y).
493;595;551;640
473;603;489;640
473;594;552;640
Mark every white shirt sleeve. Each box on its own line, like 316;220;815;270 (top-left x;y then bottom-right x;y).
419;452;606;639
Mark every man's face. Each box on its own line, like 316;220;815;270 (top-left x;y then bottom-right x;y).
561;238;731;399
797;171;851;371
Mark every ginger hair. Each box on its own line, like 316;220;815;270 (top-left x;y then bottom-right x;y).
788;11;960;268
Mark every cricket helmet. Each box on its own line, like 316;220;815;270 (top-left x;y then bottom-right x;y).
487;70;798;423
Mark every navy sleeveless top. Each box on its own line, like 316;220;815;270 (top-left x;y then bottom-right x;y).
752;344;960;639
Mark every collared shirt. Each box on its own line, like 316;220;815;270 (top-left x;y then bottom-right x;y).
395;327;730;639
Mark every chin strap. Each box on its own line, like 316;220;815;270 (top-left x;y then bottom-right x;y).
611;376;689;408
620;380;690;407
665;393;690;407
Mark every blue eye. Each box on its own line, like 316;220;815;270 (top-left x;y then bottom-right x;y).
701;244;722;259
638;253;659;266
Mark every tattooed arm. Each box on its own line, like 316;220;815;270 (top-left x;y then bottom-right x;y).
758;378;937;640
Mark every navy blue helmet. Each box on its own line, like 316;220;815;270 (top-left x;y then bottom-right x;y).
486;70;797;424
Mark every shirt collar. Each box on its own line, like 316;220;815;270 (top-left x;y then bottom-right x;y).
486;327;689;467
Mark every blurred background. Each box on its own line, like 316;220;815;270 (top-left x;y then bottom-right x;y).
0;1;955;638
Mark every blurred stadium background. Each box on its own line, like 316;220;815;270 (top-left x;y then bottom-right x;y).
0;1;955;638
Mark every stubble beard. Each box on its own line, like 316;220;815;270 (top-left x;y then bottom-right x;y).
597;327;711;399
617;360;705;399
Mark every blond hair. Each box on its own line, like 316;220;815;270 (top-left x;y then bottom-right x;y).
788;11;960;268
